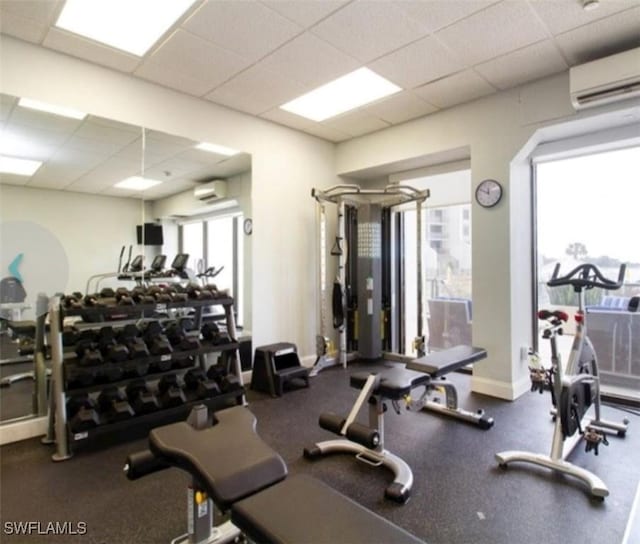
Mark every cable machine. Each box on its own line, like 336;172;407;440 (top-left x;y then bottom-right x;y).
311;184;430;376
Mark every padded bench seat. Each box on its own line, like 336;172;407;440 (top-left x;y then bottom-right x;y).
150;407;287;510
407;345;487;378
231;474;425;544
350;367;431;400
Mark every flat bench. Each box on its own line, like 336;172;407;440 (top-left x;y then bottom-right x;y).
128;405;424;544
408;345;487;378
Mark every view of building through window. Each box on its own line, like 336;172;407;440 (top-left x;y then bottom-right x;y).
397;169;472;355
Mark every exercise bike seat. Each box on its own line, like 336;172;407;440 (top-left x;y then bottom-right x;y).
350;367;430;400
149;407;287;510
407;345;487;378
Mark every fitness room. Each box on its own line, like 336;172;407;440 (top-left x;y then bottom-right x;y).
0;1;638;543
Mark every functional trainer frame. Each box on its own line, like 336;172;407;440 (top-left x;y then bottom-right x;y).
311;184;430;375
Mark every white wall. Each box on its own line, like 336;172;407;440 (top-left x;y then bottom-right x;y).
0;36;337;358
336;73;640;400
0;184;144;301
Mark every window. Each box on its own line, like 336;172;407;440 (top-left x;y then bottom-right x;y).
179;214;244;326
181;222;203;272
535;145;640;400
390;168;472;355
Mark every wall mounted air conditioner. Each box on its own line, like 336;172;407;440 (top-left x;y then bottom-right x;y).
570;47;640;110
193;180;227;203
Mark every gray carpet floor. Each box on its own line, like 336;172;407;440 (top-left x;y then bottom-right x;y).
1;361;638;544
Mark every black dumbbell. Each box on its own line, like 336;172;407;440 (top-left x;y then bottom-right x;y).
201;323;220;342
184;368;220;399
125;380;159;415
62;326;79;347
118;325;150;359
75;341;104;366
62;295;83;309
67;394;101;432
219;373;242;393
157;375;186;408
99;287;116;298
143;321;173;357
97;387;135;422
165;321;201;351
98;327;130;363
66;366;96;388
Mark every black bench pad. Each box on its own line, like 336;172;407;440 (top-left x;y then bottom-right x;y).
231;474;425;544
407;345;487;378
150;407;287;510
350;367;430;399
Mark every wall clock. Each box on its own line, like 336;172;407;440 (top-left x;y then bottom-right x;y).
475;179;503;208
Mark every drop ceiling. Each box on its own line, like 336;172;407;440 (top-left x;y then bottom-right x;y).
0;92;251;200
0;0;639;198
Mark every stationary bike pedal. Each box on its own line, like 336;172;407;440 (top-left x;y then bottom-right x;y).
584;427;608;456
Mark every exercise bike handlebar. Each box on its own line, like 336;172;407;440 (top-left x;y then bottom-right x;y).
547;262;626;291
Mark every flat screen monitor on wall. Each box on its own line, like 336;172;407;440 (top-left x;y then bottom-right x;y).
136;223;164;246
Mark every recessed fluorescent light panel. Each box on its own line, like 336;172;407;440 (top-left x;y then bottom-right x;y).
0;156;42;176
280;68;402;122
114;176;162;191
195;142;240;156
18;98;86;120
55;0;197;56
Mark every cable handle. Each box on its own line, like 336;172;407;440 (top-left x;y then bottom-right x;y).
547;262;626;291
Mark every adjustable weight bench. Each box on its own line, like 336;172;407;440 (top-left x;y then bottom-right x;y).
126;405;424;544
305;345;493;504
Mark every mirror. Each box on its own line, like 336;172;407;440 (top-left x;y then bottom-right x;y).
0;91;252;424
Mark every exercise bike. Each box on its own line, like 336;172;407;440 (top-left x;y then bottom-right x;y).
496;262;629;499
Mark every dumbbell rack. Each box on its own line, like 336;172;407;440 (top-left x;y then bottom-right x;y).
44;295;246;461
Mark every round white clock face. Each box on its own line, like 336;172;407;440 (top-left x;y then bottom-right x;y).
475;179;503;208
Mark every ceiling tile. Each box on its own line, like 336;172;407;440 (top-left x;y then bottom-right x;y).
178;147;229;166
0;10;48;43
414;70;495;109
371;36;464;89
0;1;61;25
205;64;307;115
65;135;128;156
183;0;303;62
28;162;91;188
8;105;83;134
554;6;640;64
436;1;550;65
311;0;429;62
260;108;350;142
262;0;349;27
475;40;568;90
397;0;500;33
0;96;16;123
135;30;250;96
1;124;71;160
73;120;141;147
323;110;390;137
529;0;639;36
364;91;439;124
42;28;140;73
258;32;360;88
0;174;30;186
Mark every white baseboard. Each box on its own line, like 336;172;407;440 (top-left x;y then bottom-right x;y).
0;416;48;445
471;374;530;401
